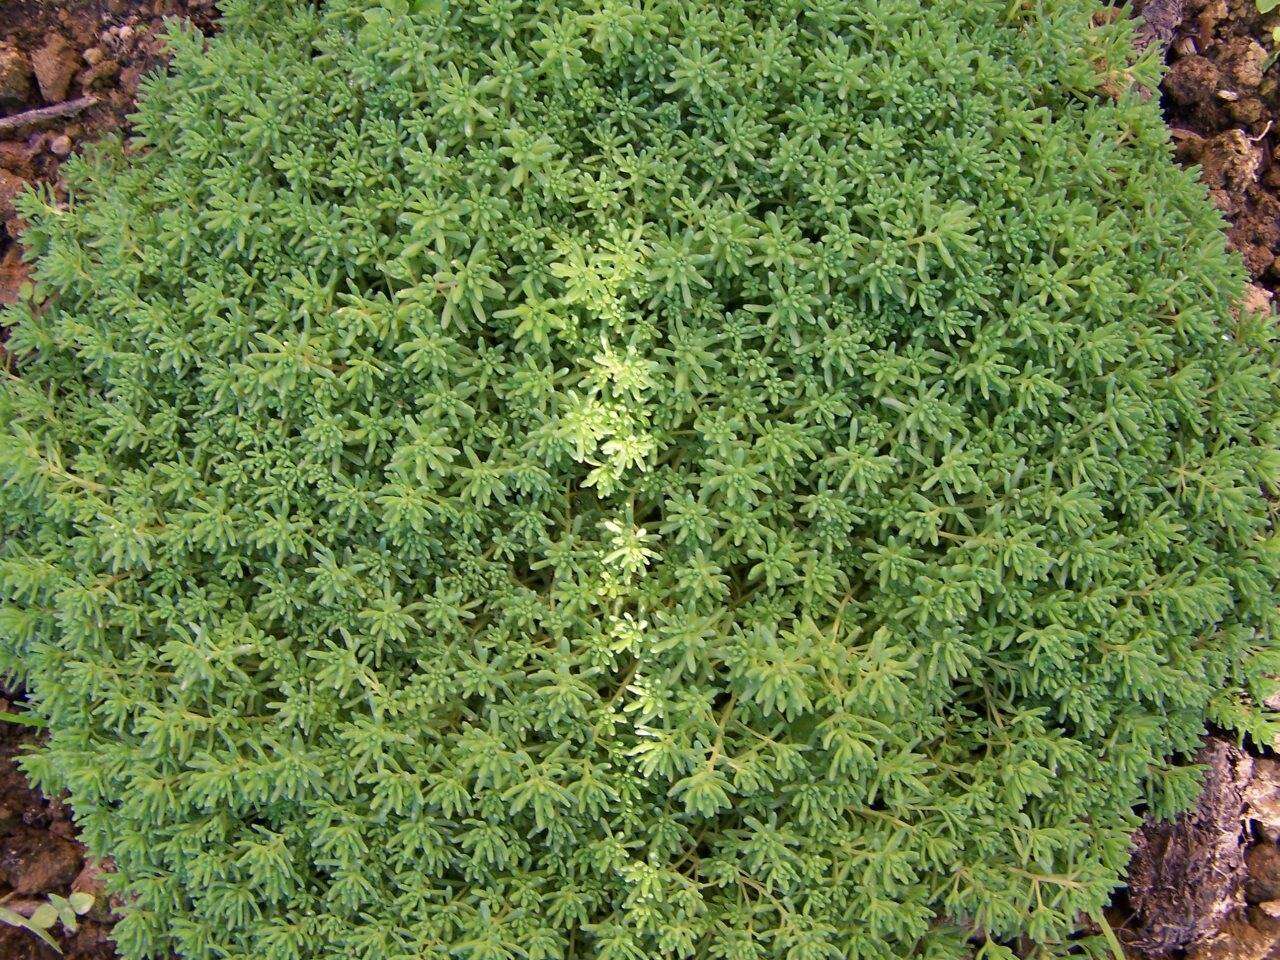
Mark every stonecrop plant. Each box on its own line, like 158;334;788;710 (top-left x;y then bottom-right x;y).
1;0;1279;957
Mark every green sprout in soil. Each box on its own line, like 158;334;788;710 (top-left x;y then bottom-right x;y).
0;892;95;954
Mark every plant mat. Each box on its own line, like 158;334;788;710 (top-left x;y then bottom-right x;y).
0;5;216;959
1;1;1280;958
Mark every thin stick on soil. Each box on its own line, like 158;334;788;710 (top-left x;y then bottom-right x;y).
0;97;97;136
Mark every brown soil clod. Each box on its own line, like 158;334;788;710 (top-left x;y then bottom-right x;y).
1185;908;1280;960
1147;0;1280;294
1164;55;1223;108
1244;845;1280;905
0;827;82;896
30;34;80;104
0;44;33;110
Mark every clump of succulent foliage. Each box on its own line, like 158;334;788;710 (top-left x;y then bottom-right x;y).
1;0;1279;957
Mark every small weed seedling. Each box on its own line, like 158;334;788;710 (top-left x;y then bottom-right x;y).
0;891;95;953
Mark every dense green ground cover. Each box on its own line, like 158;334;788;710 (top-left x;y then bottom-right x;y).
1;1;1279;957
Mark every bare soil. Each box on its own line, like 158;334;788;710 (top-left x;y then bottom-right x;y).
1157;0;1280;298
0;0;217;308
0;699;112;960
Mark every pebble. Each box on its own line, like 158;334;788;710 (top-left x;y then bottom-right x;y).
1243;284;1274;317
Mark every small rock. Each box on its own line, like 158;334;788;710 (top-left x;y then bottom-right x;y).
1243;284;1273;317
0;828;83;894
1246;844;1280;904
48;135;72;158
0;43;32;109
31;34;81;104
